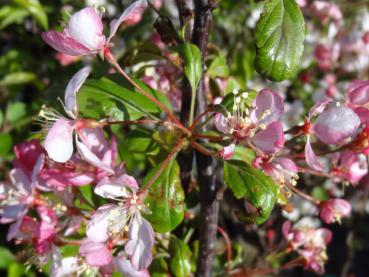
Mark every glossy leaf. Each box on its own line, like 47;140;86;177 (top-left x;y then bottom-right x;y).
177;43;202;93
208;55;229;78
169;236;193;277
224;160;278;224
254;0;305;81
123;129;160;155
78;75;171;121
143;159;185;233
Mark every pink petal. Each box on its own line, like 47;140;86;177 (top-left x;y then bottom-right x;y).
275;157;298;173
45;118;75;163
78;127;108;158
313;107;361;144
86;204;116;243
65;67;91;117
251;121;285;154
7;216;24;241
347;80;369;105
305;136;324;171
14;140;44;173
353;107;369;125
10;168;31;195
80;240;112;267
76;138;114;174
214;113;231;134
41;30;92;56
51;246;80;277
115;255;150;277
315;228;332;245
108;0;148;42
220;144;235;160
308;97;333;119
251;89;284;126
66;7;105;51
125;216;154;271
95;175;135;199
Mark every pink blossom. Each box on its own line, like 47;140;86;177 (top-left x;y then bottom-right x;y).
282;221;332;274
42;1;148;56
330;151;367;184
214;89;285;157
50;246;80;277
40;67;113;174
310;1;342;24
314;43;340;70
79;240;112;267
14;139;44;175
320;199;351;224
86;172;154;271
55;53;79;66
115;255;150;277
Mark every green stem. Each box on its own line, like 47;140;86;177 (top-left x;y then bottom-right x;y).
189;87;196;126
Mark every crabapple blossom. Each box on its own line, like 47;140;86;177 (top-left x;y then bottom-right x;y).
42;0;148;56
214;89;285;158
320;199;351;224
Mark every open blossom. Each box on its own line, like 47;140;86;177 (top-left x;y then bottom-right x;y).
0;155;44;241
310;1;342;24
330;151;367;184
347;80;369;125
42;0;148;56
303;98;361;171
85;171;154;271
282;221;332;274
214;89;285;159
320;199;351;224
40;67;113;174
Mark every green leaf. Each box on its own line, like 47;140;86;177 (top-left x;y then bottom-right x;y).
0;134;12;157
0;72;36;86
6;102;26;124
78;75;171;121
13;0;48;29
224;160;278;224
254;0;305;81
0;247;15;269
169;236;193;277
149;258;168;277
312;187;329;201
123;129;160;155
143;159;185;233
177;43;202;92
208;55;229;78
78;185;95;207
0;110;4;127
0;6;28;30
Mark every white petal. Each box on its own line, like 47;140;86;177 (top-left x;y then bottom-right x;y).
86;204;116;243
65;66;91;117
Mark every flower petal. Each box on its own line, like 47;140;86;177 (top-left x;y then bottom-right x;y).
78;127;108;158
95;175;135;199
305;136;324;171
125;216;154;270
108;0;148;42
251;89;284;126
86;204;116;243
80;240;112;267
45;118;75;163
10;168;31;195
214;113;231;134
76;138;114;174
251;121;285;154
50;246;79;277
347;80;369;106
65;66;91;117
220;144;235;160
313;107;361;144
308;97;333;119
114;255;150;277
41;31;92;56
66;7;105;51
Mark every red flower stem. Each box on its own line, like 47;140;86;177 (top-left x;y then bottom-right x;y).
298;166;332;178
190;141;218;157
217;226;232;274
140;137;186;194
285;182;320;205
108;119;191;136
106;52;182;125
189;108;214;131
192;133;224;142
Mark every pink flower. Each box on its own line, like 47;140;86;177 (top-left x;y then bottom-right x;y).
330;151;367;184
40;67;113;174
314;43;340;70
310;1;342;24
115;255;150;277
79;240;112;267
42;1;148;56
50;246;80;277
347;80;369;125
320;199;351;224
282;221;332;274
86;172;154;271
55;53;80;66
0;155;44;241
214;89;285;157
14;139;44;175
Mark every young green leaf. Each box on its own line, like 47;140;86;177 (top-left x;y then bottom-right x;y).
169;236;193;277
208;55;230;78
177;43;202;93
143;159;185;233
254;0;305;81
224;160;278;224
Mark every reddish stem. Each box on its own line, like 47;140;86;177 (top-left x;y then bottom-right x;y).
285;182;320;205
192;133;225;142
190;141;218;157
190;108;214;131
217;226;232;274
140;138;185;194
